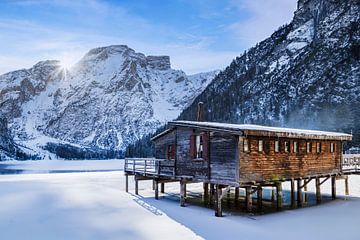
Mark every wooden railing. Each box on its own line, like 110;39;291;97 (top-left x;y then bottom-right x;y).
342;154;360;173
124;158;175;176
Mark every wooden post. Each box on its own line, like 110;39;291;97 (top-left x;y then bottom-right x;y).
152;179;155;190
235;187;240;204
180;180;186;207
246;186;252;212
331;176;336;199
135;177;139;195
155;180;159;200
203;183;209;203
214;185;223;217
257;186;262;212
316;177;321;204
227;188;231;207
125;174;129;192
161;182;165;193
304;181;308;203
276;182;283;210
290;179;295;208
297;180;302;207
210;184;215;206
271;188;275;207
345;177;349;196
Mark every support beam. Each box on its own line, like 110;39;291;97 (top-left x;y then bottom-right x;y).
276;182;283;210
235;187;240;205
125;174;129;193
203;183;209;204
246;186;252;212
210;184;215;206
345;176;349;196
257;186;262;212
331;176;336;199
271;188;275;207
160;182;165;193
180;180;186;207
290;179;295;208
316;177;321;204
214;185;223;217
297;180;302;207
152;179;155;190
227;188;231;207
304;181;308;203
135;177;139;195
155;180;159;200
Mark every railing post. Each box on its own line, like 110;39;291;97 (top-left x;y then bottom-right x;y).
144;160;147;175
133;159;135;173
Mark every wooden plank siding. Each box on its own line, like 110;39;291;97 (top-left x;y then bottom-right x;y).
210;132;239;183
239;136;342;183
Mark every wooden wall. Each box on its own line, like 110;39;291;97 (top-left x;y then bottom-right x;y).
239;136;342;183
154;130;176;159
175;127;208;179
210;132;239;183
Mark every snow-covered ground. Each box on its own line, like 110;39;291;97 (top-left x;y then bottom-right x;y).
0;160;359;240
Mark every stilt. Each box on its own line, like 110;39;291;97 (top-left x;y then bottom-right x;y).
214;185;223;217
161;182;165;193
210;184;215;205
304;181;308;203
246;186;252;212
316;177;321;204
235;187;240;205
135;177;139;195
152;179;155;190
297;179;302;207
331;176;336;199
271;187;275;207
125;174;129;193
290;179;295;208
227;188;231;207
345;176;349;196
203;183;209;204
180;180;186;207
155;180;159;200
276;182;282;210
257;186;262;212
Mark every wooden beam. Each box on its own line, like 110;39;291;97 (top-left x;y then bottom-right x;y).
297;179;302;207
257;186;262;212
320;176;330;186
331;176;336;199
214;185;223;217
276;182;282;210
345;176;349;196
235;187;239;204
316;177;321;204
125;174;129;193
135;177;139;195
290;179;295;208
180;180;186;207
160;182;165;193
210;183;215;206
220;186;231;200
304;181;308;203
271;188;275;207
203;183;209;204
155;180;159;200
246;186;252;212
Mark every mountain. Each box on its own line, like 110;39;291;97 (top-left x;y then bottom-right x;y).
0;45;218;159
178;0;360;149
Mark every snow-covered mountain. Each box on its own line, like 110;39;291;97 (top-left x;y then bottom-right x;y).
179;0;360;148
0;45;218;159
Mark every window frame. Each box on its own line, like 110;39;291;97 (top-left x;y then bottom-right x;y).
274;140;280;153
243;139;250;153
330;142;335;153
258;140;263;152
293;141;299;153
316;142;322;153
284;141;289;153
306;142;312;153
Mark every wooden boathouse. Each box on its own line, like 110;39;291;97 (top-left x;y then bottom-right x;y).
125;106;356;217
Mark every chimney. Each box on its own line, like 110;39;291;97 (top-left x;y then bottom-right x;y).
197;102;204;122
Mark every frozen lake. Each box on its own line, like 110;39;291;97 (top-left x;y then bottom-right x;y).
0;160;359;240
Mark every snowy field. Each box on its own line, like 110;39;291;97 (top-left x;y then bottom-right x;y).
0;160;360;240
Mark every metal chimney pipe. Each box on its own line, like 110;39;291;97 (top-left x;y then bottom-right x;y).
197;102;204;122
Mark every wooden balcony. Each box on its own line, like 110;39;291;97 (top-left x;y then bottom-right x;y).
124;158;175;177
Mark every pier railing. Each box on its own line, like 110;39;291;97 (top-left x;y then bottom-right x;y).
124;158;175;176
342;154;360;173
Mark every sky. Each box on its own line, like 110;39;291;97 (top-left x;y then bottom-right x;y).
0;0;297;75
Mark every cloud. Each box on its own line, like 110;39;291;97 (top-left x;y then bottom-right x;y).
226;0;297;48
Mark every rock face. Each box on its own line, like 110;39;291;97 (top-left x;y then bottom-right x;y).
0;117;27;160
179;0;360;148
0;45;218;158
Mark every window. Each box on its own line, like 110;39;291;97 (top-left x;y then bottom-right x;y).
284;141;289;153
195;135;203;159
258;140;263;152
166;144;175;160
306;142;312;153
293;141;298;153
275;140;279;153
316;142;322;153
330;142;335;153
243;139;249;152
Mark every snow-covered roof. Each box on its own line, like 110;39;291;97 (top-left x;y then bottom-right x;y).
164;120;352;141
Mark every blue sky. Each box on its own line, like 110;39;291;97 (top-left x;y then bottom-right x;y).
0;0;297;74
